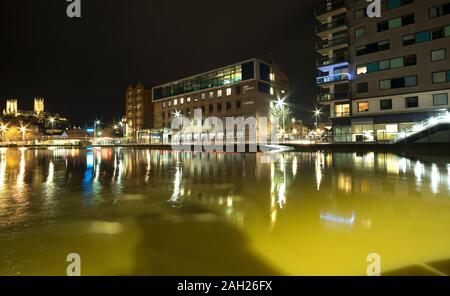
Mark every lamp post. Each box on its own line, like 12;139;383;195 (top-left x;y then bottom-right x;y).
314;108;322;143
49;117;55;137
314;108;321;129
0;124;8;142
276;98;286;139
20;126;27;142
94;120;101;139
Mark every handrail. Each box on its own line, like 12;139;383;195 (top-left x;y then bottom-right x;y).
390;112;450;143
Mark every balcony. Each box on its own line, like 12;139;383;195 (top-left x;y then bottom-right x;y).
334;112;351;118
317;18;347;38
317;36;348;54
317;91;349;102
316;73;351;86
316;0;347;21
317;54;349;67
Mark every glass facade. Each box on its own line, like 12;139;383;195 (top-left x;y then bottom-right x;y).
153;61;256;100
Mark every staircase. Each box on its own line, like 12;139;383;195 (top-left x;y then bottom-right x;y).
391;112;450;144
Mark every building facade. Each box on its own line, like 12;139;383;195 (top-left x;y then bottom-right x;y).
316;0;450;142
34;97;45;115
125;83;154;140
4;99;18;116
152;58;289;138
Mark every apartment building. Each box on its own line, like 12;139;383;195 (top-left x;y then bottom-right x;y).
125;83;154;140
316;0;450;142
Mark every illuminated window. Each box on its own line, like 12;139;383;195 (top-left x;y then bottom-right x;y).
174;99;178;106
180;98;184;104
217;90;223;97
209;92;214;99
168;101;172;107
162;102;166;108
335;104;350;117
270;73;275;81
358;102;369;112
202;93;206;100
357;65;368;75
270;87;274;95
226;88;232;96
187;97;191;103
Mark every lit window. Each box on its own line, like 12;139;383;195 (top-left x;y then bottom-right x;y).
226;88;232;96
217;90;223;97
168;101;172;107
162;102;166;108
187;97;191;103
358;102;369;112
270;73;275;81
174;99;178;106
335;103;350;117
270;87;274;95
209;92;214;99
180;98;184;104
357;65;368;75
202;93;206;100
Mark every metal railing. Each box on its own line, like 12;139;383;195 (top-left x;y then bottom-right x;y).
317;92;349;102
317;54;349;67
316;73;351;85
390;112;450;144
318;36;348;50
317;18;347;33
316;0;346;16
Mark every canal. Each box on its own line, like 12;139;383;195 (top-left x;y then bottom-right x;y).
1;147;450;275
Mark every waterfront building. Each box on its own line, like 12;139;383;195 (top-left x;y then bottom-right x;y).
151;58;289;140
125;83;154;141
315;0;450;142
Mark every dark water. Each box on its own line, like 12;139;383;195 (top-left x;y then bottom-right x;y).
1;147;450;275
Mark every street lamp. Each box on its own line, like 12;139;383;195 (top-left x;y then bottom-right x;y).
49;117;55;137
276;97;287;134
20;126;27;142
94;120;101;139
173;110;182;118
0;124;8;142
314;108;321;128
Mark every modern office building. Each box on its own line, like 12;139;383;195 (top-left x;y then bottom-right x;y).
125;83;154;140
152;58;289;138
316;0;450;142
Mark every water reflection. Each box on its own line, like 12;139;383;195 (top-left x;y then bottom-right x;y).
0;148;450;275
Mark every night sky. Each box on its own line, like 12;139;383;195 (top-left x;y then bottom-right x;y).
0;0;318;125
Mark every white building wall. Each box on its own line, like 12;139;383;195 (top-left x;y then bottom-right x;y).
352;89;450;117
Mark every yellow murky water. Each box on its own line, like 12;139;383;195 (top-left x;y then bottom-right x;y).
0;147;450;275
